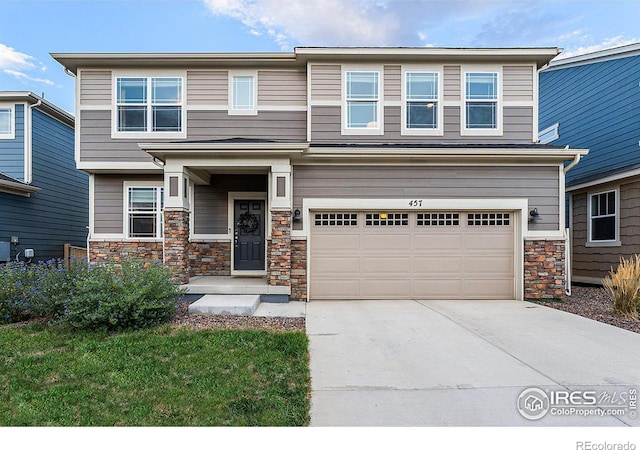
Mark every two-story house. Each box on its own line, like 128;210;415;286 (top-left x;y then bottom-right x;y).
0;91;88;263
52;47;586;301
539;43;640;285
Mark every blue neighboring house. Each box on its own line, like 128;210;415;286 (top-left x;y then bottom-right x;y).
0;92;88;263
539;43;640;284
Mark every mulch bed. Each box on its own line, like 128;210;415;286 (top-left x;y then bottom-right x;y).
534;285;640;334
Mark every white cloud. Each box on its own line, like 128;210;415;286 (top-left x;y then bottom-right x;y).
557;36;639;59
3;69;55;86
0;43;36;70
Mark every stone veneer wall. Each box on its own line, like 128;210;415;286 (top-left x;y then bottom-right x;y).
268;211;291;287
524;239;566;300
89;240;163;266
291;239;307;300
188;241;231;277
164;208;190;284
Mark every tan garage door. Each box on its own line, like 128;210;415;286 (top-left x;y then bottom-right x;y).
310;211;515;300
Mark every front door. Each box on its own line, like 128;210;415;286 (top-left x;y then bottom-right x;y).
234;199;266;271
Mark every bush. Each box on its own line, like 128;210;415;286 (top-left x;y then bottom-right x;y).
56;260;184;331
0;262;37;324
603;255;640;320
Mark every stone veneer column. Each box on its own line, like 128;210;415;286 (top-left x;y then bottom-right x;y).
164;208;190;284
524;239;566;300
268;210;292;287
291;238;307;300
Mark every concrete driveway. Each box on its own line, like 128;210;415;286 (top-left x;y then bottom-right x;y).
306;300;640;426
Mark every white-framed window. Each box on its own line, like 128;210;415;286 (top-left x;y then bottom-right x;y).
462;70;501;135
229;71;257;115
0;103;15;140
402;68;442;135
342;68;382;135
538;123;559;144
126;185;164;238
588;189;618;243
113;73;185;138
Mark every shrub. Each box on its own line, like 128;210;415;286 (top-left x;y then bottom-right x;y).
56;260;185;331
602;255;640;320
0;262;36;324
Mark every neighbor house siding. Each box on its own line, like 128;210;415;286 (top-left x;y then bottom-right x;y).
0;109;87;261
1;104;25;181
540;54;640;186
292;165;559;230
79;70;111;106
193;174;267;235
310;105;534;143
571;180;640;279
93;174;162;235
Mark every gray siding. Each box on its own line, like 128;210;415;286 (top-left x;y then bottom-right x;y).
80;70;111;106
443;65;461;100
94;174;163;234
79;109;307;162
293;165;559;231
572;180;640;279
384;65;401;101
258;70;306;107
311;105;533;143
310;64;341;101
504;65;534;101
187;70;227;105
193;174;267;234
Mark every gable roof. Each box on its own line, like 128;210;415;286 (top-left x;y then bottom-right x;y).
544;42;640;72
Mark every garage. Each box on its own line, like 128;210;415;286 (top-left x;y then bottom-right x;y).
309;211;516;300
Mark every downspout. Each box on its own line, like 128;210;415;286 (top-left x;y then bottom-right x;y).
25;99;42;184
562;146;581;296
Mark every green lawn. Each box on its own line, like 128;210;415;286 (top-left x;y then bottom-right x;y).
0;324;310;426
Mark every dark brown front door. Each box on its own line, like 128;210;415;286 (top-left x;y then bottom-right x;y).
234;200;265;271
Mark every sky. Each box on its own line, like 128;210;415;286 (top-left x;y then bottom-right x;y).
0;0;638;113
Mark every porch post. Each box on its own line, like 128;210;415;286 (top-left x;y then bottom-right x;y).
268;164;292;288
163;168;191;284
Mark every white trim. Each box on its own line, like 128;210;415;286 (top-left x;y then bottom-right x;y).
77;161;161;171
111;70;187;140
90;233;128;240
123;181;164;239
78;104;112;111
299;197;527;302
75;69;82;165
23;102;32;183
532;64;539;143
400;65;444;136
228;191;268;275
88;173;95;237
586;187;619;245
460;66;503;137
306;61;312;142
341;65;384;136
559;164;565;230
228;70;258;116
567;168;640;192
0;102;16;140
190;234;231;241
258;105;307;112
310;99;342;106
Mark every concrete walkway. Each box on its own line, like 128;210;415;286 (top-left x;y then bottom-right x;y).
306;300;640;426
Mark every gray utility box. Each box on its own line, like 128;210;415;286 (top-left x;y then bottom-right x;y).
0;242;10;262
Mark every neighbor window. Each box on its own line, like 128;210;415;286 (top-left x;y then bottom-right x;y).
0;106;13;139
116;77;182;133
127;186;164;238
405;72;439;129
229;72;257;115
465;72;498;129
538;123;559;144
345;71;380;129
589;190;617;242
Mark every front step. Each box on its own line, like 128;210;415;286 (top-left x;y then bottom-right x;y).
188;294;261;316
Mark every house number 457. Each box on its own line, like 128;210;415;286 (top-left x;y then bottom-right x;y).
408;200;423;207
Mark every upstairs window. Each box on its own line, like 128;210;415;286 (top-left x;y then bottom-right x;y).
0;105;14;139
538;123;559;144
404;71;440;133
465;72;498;129
345;71;380;129
589;190;617;242
116;77;183;133
229;71;257;115
127;186;164;238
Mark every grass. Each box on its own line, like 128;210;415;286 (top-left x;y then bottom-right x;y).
0;324;310;426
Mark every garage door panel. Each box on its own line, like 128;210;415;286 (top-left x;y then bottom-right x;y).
310;210;516;300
